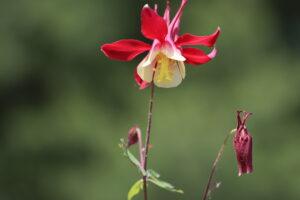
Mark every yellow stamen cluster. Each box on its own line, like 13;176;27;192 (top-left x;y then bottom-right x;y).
155;54;173;83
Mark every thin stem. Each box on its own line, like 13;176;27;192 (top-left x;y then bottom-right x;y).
135;127;144;168
142;82;155;200
201;129;236;200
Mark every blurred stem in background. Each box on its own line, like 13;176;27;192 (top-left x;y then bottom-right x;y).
201;129;236;200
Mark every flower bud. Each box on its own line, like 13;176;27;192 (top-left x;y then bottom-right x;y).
127;126;140;147
233;111;253;176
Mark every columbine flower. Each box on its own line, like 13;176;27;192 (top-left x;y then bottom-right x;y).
233;111;253;176
101;0;220;89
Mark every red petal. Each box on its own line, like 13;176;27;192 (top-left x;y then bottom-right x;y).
182;48;212;65
141;5;168;42
101;39;150;61
134;68;149;90
176;27;221;47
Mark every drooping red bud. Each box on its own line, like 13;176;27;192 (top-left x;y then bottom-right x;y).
233;111;253;176
127;126;139;147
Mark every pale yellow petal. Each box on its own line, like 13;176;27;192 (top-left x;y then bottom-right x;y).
154;60;184;88
177;61;186;79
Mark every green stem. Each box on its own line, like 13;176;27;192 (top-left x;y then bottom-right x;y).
143;82;155;200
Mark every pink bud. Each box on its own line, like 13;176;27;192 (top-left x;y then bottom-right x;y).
127;126;139;147
233;111;253;176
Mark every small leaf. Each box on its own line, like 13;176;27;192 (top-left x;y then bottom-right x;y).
126;150;146;175
127;150;141;167
147;169;160;178
128;179;143;200
120;138;125;145
148;177;184;194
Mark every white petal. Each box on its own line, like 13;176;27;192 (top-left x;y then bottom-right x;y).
137;56;155;82
142;40;160;67
161;42;186;61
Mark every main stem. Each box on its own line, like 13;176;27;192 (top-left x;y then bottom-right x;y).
143;82;155;200
201;131;233;200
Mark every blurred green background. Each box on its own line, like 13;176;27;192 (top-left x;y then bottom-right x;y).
1;0;299;200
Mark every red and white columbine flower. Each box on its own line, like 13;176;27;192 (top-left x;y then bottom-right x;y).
101;0;220;89
233;111;253;176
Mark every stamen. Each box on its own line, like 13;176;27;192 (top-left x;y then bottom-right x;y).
155;54;173;83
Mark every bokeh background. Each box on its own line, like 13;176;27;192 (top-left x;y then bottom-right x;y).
0;0;299;199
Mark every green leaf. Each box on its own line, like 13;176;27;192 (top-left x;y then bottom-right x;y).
126;150;141;167
125;150;146;175
120;138;125;146
148;177;184;194
128;179;143;200
147;169;160;178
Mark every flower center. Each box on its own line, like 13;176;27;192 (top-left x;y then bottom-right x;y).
155;54;174;83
